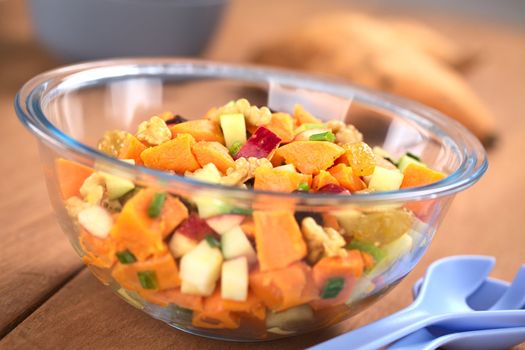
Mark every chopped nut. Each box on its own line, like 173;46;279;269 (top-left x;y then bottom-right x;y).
79;173;105;205
326;120;363;145
97;130;130;157
208;99;272;127
136;116;172;145
220;157;273;186
301;217;347;264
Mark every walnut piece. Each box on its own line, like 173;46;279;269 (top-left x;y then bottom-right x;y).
97;130;129;157
65;196;93;218
136;116;172;145
326;120;363;145
220;157;273;186
209;99;272;127
301;217;347;264
79;173;105;205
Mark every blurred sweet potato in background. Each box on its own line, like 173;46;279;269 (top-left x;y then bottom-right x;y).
252;13;496;146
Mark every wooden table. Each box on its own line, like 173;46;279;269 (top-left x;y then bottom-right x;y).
1;0;524;349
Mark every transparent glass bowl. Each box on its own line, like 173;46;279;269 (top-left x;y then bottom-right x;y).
15;58;487;341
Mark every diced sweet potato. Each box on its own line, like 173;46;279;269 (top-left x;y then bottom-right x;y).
254;168;312;192
118;134;147;165
112;253;181;292
275;141;345;175
140;133;200;173
55;159;94;199
79;229;116;268
249;262;319;311
240;218;256;239
191;141;235;174
111;189;188;260
138;288;203;310
401;163;446;220
265;112;295;143
192;289;242;329
328;164;366;192
400;163;446;189
310;250;364;309
293;104;323;125
169;119;224;143
253;210;307;271
312;170;340;191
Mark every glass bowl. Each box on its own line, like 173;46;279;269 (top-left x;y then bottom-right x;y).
15;58;487;341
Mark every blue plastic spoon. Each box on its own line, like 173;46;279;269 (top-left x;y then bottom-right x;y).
308;256;500;350
390;265;525;350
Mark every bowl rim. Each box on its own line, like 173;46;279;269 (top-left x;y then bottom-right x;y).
14;58;488;205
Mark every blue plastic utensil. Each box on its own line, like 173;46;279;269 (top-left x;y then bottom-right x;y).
390;265;525;350
309;256;503;350
388;326;525;350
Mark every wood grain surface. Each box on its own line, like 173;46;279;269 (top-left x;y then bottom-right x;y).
1;0;524;349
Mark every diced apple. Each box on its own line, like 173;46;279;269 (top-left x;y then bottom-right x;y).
185;163;222;184
274;164;296;172
206;214;245;235
221;226;256;263
100;172;135;200
176;213;216;241
266;305;315;330
235;127;281;159
221;257;248;301
368;166;404;192
220;113;246;149
169;233;198;258
397;154;425;173
195;198;232;218
77;205;113;238
293;128;331;141
179;240;223;296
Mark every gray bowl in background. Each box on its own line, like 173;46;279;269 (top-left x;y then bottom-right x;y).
28;0;229;62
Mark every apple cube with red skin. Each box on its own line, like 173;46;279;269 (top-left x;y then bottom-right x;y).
206;214;245;235
176;213;217;241
318;184;351;194
235;127;281;159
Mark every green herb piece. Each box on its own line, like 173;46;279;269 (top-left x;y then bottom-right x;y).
229;141;243;156
137;271;158;290
230;207;253;215
384;157;397;166
309;131;336;142
116;250;137;264
297;182;310;192
148;192;166;218
321;277;345;299
347;240;386;264
205;234;221;248
406;152;421;162
302;123;325;130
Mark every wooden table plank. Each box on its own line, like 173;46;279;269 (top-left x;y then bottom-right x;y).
2;0;525;348
0;98;85;338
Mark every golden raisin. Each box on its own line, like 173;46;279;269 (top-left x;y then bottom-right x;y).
351;209;413;245
343;142;376;176
97;130;130;157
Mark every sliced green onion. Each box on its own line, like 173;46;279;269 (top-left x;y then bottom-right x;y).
297;182;310;192
309;131;336;142
230;207;253;215
116;250;137;264
321;277;345;299
384;157;397;166
137;271;158;290
205;234;221;248
148;192;166;218
347;240;385;263
229;141;243;156
406;152;421;162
